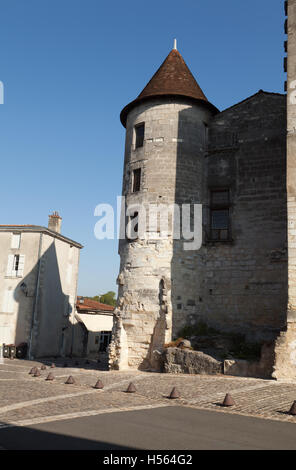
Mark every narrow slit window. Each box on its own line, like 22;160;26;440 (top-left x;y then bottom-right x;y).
132;168;141;193
135;123;145;148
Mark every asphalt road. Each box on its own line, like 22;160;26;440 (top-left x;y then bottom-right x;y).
0;406;296;450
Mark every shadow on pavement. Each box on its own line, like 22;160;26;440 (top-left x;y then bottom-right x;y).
0;424;134;450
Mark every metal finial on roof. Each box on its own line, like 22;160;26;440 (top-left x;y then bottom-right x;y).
173;38;177;50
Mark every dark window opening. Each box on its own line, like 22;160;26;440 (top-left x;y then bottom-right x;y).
135;123;145;148
14;254;20;272
99;331;112;352
209;189;231;241
132;168;141;193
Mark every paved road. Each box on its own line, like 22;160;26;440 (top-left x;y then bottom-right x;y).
1;358;296;450
1;406;296;450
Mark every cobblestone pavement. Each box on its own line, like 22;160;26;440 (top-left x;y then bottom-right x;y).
0;358;296;429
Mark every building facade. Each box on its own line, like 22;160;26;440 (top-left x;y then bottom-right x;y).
0;213;83;358
109;3;296;378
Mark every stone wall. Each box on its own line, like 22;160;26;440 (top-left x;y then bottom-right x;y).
111;90;288;371
273;0;296;379
201;92;287;342
111;7;291;373
110;97;214;370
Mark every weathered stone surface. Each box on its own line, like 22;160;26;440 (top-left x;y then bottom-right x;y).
162;347;223;375
272;0;296;380
223;342;275;379
224;360;264;379
109;28;292;379
178;339;191;349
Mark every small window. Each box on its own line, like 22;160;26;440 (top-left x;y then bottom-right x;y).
6;254;25;277
209;189;231;241
132;168;141;193
135;123;145;148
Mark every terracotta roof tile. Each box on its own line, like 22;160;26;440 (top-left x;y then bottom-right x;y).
120;48;218;126
76;297;115;312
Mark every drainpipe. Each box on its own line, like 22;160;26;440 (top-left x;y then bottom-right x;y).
70;248;80;357
28;232;43;360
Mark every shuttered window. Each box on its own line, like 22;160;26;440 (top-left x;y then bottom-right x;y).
17;255;25;277
2;290;14;313
6;254;14;276
11;233;21;249
6;254;25;277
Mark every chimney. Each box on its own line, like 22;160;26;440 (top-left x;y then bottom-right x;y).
48;211;62;234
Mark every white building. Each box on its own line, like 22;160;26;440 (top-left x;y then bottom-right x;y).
0;212;83;358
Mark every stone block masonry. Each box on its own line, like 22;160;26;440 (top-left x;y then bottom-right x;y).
110;32;293;378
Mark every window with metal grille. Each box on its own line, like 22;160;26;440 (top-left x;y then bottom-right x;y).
132;168;141;193
135;123;145;148
209;189;231;241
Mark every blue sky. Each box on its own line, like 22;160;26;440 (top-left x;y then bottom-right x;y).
0;0;286;297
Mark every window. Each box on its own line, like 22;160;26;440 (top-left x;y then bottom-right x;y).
11;233;21;249
135;123;145;148
209;189;231;241
6;254;25;277
99;331;112;352
132;168;141;193
13;255;20;272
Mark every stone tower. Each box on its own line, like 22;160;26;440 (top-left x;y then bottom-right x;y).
109;46;218;370
272;0;296;379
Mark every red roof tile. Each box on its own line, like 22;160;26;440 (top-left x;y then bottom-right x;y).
120;48;218;126
76;297;115;312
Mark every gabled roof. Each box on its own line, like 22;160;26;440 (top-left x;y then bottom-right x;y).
0;225;83;248
120;48;218;127
217;90;286;116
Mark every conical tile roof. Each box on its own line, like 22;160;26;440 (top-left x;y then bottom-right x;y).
120;48;218;127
